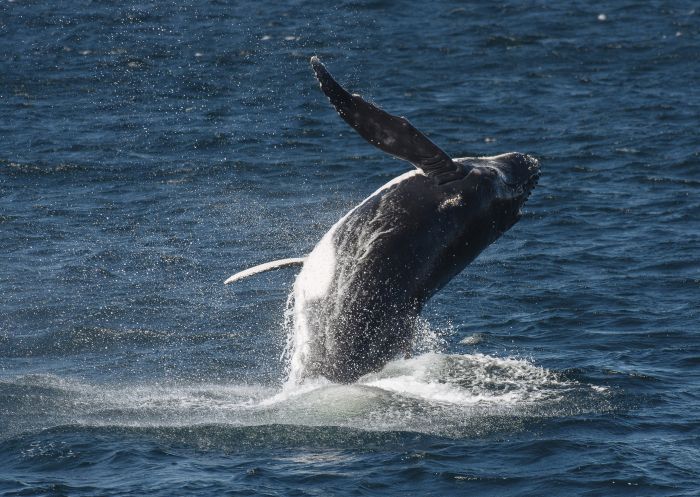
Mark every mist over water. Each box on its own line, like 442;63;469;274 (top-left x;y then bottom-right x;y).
1;0;699;495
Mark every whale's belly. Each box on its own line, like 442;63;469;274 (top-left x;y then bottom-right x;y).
294;173;448;382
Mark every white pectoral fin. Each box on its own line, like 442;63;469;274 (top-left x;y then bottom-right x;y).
224;257;306;284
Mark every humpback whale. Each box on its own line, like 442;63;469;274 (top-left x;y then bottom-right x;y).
226;57;540;384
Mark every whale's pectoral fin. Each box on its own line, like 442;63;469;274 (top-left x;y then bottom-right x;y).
311;56;466;185
224;257;305;284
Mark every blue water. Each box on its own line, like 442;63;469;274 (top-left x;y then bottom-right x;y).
1;1;699;495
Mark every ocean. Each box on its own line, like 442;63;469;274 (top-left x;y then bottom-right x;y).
1;1;698;495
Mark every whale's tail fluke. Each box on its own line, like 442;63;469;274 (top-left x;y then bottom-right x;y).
310;56;466;185
224;258;305;284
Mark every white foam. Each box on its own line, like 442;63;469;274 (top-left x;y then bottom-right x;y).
4;353;608;437
360;353;575;406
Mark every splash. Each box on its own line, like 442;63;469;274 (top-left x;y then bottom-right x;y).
0;355;610;439
361;353;576;406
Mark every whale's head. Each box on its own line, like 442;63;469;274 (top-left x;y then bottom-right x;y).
443;152;540;255
476;152;539;229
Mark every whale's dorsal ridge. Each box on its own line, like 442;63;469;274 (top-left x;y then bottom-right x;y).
310;56;466;185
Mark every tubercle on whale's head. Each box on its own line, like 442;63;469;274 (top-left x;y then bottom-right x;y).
447;152;540;238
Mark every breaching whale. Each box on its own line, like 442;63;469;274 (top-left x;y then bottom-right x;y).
226;57;540;384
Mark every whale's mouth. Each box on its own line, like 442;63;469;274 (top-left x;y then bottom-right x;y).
520;163;541;202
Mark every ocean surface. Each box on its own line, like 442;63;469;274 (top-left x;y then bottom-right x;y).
1;1;699;495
